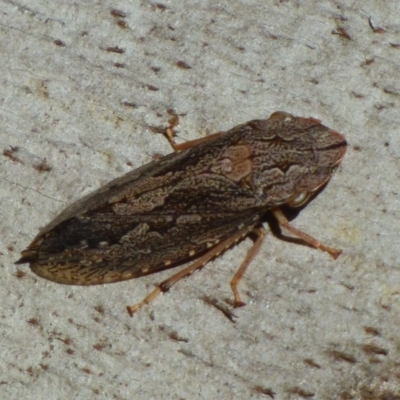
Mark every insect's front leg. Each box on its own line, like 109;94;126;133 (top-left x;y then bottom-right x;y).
164;114;225;151
271;208;342;259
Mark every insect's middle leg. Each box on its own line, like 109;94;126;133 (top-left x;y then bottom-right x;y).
230;227;267;308
127;224;255;317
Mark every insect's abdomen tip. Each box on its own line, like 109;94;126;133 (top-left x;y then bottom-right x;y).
15;252;36;265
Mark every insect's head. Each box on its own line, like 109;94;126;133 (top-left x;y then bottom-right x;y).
255;112;347;208
285;122;347;208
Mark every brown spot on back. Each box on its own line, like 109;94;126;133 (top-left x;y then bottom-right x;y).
219;144;253;181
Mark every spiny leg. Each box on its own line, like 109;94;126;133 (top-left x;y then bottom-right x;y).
127;225;255;316
164;114;224;151
230;227;267;308
272;208;342;259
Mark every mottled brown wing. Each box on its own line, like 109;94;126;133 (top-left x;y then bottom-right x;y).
17;124;265;285
21;210;263;285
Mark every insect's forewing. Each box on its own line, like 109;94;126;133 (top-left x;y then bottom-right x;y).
26;211;262;285
17;127;265;285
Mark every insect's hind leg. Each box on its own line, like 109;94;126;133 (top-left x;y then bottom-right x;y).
127;225;255;317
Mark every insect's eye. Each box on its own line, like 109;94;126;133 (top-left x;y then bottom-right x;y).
287;191;311;208
269;111;293;122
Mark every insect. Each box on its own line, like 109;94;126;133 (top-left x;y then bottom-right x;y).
16;111;347;316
